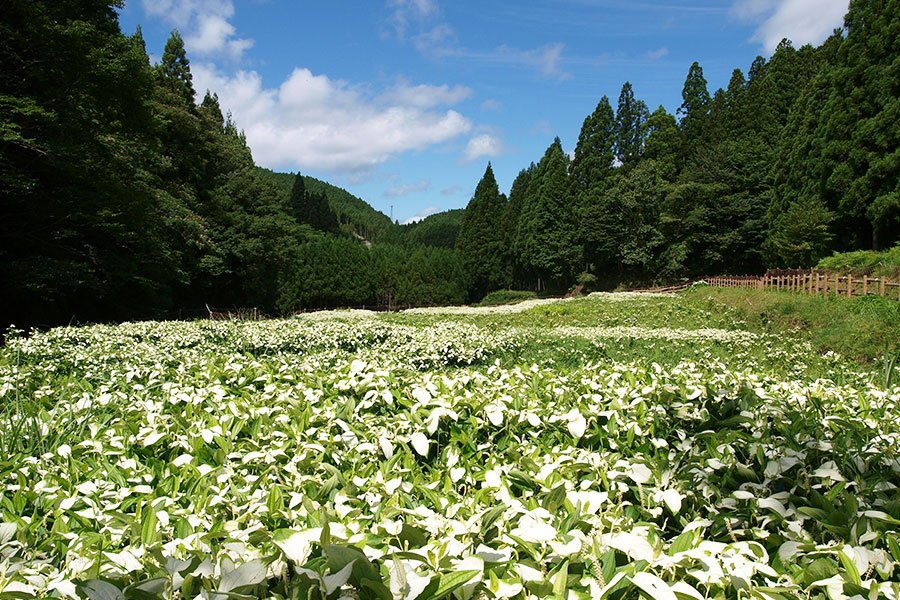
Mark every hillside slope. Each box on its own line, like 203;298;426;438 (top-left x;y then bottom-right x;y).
256;168;394;241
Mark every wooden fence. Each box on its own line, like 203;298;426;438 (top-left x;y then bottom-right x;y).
708;270;900;300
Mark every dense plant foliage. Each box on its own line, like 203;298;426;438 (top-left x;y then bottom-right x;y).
2;293;899;599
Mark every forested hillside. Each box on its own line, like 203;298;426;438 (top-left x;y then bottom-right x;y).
2;0;898;327
256;168;394;241
455;0;900;297
0;0;465;328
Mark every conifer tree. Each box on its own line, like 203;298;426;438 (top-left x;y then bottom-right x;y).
677;62;711;150
615;82;649;167
160;30;195;106
571;97;617;192
456;163;510;299
516;139;581;289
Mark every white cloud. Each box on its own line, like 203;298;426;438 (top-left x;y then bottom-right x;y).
481;99;502;111
193;64;473;173
494;43;572;80
441;185;464;196
141;0;251;60
530;120;553;136
384;179;430;197
459;133;506;165
186;14;253;59
388;0;440;37
646;47;669;60
731;0;849;54
403;207;442;224
378;82;472;109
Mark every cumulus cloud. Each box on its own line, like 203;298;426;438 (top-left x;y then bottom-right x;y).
192;64;473;173
459;133;506;165
403;207;442;224
141;0;252;60
646;47;669;60
384;179;430;197
731;0;849;54
481;99;502;111
441;185;464;196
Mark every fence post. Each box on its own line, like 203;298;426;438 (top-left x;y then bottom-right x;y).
863;275;868;296
881;277;886;296
848;275;853;298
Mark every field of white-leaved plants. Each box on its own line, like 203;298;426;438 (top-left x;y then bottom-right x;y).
2;292;900;600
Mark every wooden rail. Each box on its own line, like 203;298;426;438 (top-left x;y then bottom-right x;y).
708;270;900;300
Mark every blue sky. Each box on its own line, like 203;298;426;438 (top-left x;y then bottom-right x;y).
119;0;849;224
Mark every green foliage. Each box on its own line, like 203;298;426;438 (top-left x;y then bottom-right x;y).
516;139;582;289
278;236;374;310
3;292;899;597
688;286;900;363
289;171;340;234
256;168;394;241
571;97;617;192
615;82;650;167
477;289;537;306
816;243;900;277
456;163;511;299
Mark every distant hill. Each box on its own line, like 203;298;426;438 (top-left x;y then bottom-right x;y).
256;168;394;241
380;209;466;249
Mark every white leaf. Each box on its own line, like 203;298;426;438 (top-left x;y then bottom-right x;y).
630;571;677;600
323;560;355;595
410;432;429;457
273;530;316;565
567;413;587;439
661;489;683;514
485;404;504;426
627;463;653;485
379;436;394;459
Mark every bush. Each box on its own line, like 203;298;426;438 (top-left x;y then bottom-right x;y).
816;244;900;277
478;289;537;306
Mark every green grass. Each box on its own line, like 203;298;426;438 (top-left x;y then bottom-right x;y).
816;243;900;278
686;286;900;364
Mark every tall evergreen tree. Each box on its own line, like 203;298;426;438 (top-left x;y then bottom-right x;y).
571;96;617;192
615;82;650;167
677;62;711;151
516;139;581;289
160;30;195;106
456;163;510;299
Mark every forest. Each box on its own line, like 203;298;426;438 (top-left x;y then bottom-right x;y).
1;0;898;328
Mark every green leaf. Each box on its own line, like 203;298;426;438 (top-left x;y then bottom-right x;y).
432;570;480;599
267;484;284;516
325;544;380;586
552;560;569;598
668;530;694;555
888;535;900;563
802;558;838;586
838;549;861;586
140;505;157;547
543;484;567;514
